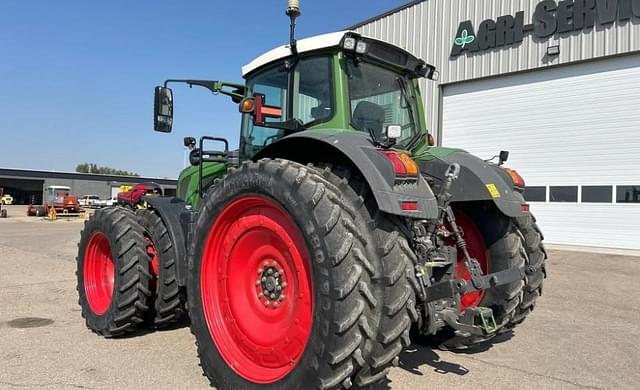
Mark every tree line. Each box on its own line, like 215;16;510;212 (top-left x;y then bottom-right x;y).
75;163;139;177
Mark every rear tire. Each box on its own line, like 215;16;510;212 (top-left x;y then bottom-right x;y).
314;165;418;386
188;159;380;389
509;213;547;326
76;208;152;337
138;209;186;328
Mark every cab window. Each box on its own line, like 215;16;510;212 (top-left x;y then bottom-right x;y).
346;59;419;147
241;56;333;159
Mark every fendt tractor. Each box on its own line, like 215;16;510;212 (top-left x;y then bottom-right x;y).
76;2;547;389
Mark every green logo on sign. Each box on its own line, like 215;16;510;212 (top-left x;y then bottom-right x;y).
454;29;475;48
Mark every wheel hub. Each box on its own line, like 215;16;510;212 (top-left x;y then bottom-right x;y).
256;262;287;306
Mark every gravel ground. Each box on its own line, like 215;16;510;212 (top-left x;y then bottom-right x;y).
1;205;638;389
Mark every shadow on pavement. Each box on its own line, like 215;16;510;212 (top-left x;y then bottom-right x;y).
371;330;515;389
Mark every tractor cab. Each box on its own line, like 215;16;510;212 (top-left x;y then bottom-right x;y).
237;31;438;159
153;32;438;158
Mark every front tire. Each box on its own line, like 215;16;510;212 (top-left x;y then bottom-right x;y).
76;208;152;337
188;159;379;389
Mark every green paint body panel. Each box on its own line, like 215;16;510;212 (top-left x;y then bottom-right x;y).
177;162;226;208
412;146;466;162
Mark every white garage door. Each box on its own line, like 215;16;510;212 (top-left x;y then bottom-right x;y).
442;55;640;250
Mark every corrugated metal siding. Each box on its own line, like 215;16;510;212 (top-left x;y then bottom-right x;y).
355;0;640;138
441;53;640;249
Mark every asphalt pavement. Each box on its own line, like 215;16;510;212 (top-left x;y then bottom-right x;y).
1;205;638;390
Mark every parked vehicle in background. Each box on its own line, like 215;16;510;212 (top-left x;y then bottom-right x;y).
28;185;81;216
1;192;13;205
79;195;103;208
116;182;163;209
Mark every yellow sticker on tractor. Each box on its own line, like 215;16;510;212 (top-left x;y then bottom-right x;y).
486;184;501;199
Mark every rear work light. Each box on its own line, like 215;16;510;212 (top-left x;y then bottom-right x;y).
380;151;419;180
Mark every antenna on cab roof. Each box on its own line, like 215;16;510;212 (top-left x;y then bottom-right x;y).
286;0;301;56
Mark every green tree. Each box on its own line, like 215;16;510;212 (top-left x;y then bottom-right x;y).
75;163;139;177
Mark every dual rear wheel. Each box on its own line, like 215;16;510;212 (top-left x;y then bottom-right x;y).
188;159;415;389
76;207;186;336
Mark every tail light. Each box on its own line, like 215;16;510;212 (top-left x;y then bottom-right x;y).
503;168;525;189
379;151;419;180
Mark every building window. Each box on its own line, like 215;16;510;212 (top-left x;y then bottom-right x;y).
549;186;578;202
582;186;612;203
524;186;546;202
616;186;640;203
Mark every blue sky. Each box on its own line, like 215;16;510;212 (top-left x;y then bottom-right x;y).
0;1;409;178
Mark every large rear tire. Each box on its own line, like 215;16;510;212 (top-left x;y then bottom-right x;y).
138;209;186;328
188;159;381;389
76;208;152;337
314;165;418;386
509;213;547;326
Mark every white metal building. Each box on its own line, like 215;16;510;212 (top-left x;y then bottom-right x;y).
352;0;640;249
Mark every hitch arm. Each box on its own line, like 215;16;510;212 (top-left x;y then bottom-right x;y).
422;263;535;303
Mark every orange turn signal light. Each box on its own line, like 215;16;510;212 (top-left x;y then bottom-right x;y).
397;153;419;177
504;168;525;188
239;97;256;113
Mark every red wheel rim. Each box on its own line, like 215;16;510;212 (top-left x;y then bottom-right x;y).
145;236;160;289
83;232;115;315
452;211;489;312
201;195;313;384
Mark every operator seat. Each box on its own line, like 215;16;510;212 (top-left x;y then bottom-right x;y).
352;101;385;138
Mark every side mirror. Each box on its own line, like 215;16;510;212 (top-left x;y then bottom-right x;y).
154;86;174;133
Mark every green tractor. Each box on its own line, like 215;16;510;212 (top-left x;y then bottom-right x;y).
76;2;547;389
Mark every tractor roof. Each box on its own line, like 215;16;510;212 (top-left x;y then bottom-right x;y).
242;31;430;80
242;31;348;77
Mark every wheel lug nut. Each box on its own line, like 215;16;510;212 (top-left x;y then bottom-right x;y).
267;269;273;275
261;277;267;282
274;272;279;278
282;282;288;288
256;280;261;286
270;293;276;300
276;285;282;291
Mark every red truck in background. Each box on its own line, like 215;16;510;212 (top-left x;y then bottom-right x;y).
117;182;163;209
27;185;81;216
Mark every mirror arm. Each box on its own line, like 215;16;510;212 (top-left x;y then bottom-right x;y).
163;79;246;102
